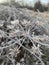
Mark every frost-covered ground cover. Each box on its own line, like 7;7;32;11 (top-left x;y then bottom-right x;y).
0;5;49;65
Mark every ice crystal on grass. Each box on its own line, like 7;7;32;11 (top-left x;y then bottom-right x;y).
0;5;49;65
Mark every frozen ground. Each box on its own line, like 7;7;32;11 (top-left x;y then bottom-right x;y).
0;5;49;65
